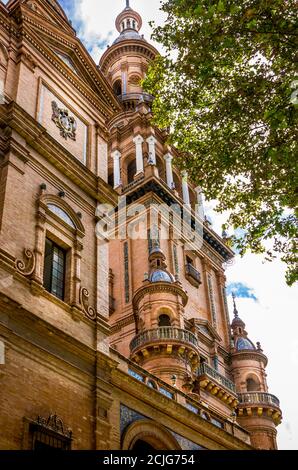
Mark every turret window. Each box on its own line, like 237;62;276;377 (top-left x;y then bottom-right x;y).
246;377;260;392
113;80;122;97
158;314;171;327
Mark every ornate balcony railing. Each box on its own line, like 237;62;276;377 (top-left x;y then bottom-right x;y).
198;363;236;394
130;327;198;352
238;392;280;407
185;263;201;286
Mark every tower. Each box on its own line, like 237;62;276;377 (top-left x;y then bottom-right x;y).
99;0;157;111
130;246;200;389
230;295;282;449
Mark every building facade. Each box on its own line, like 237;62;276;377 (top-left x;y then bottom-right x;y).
0;0;282;450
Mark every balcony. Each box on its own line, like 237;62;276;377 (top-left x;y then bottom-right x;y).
197;363;238;408
198;363;236;394
185;263;202;288
237;392;282;425
238;392;280;408
130;326;198;353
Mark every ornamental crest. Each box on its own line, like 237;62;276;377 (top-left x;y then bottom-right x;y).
51;101;77;140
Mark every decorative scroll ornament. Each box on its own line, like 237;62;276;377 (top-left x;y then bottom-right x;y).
36;413;72;439
79;287;97;321
51;101;77;141
15;248;35;277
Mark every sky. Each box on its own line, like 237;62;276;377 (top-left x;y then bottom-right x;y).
3;0;297;450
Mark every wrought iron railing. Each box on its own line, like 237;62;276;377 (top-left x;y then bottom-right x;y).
130;327;198;352
198;363;236;394
238;392;280;407
185;263;201;284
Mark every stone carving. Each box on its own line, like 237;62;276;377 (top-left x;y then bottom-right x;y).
51;101;77;140
79;287;97;321
15;248;36;277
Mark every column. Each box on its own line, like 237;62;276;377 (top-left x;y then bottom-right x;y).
164;153;174;188
146;135;157;165
112;150;121;188
133;135;144;175
182;171;190;205
195;186;204;219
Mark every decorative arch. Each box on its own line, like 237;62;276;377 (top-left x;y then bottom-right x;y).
39;194;85;234
155;306;176;323
122;420;181;450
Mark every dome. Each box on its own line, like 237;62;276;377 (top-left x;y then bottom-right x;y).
113;30;145;45
149;270;174;283
235;337;256;351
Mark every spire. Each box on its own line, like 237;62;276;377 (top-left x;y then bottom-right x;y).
232;292;239;318
115;0;143;34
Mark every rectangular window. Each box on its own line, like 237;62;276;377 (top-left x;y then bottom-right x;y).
43;238;66;301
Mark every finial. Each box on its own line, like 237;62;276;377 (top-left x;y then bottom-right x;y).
232;292;239;318
126;0;130;7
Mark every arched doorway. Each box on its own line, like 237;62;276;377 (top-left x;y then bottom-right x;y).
122;420;181;450
132;440;155;451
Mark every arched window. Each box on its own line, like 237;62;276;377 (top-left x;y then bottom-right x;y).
158;314;171;327
113;80;122;97
47;204;76;228
246;377;260;392
127;19;131;28
127;159;136;184
132;20;136;29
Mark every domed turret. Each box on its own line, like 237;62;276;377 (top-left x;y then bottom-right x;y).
99;0;157;110
148;247;175;284
230;293;282;450
231;293;256;351
114;0;143;44
129;247;199;388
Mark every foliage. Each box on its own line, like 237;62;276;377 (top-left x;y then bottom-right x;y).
143;0;298;285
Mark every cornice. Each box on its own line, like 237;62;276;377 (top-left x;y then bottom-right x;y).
99;40;158;75
231;350;268;367
132;281;188;309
